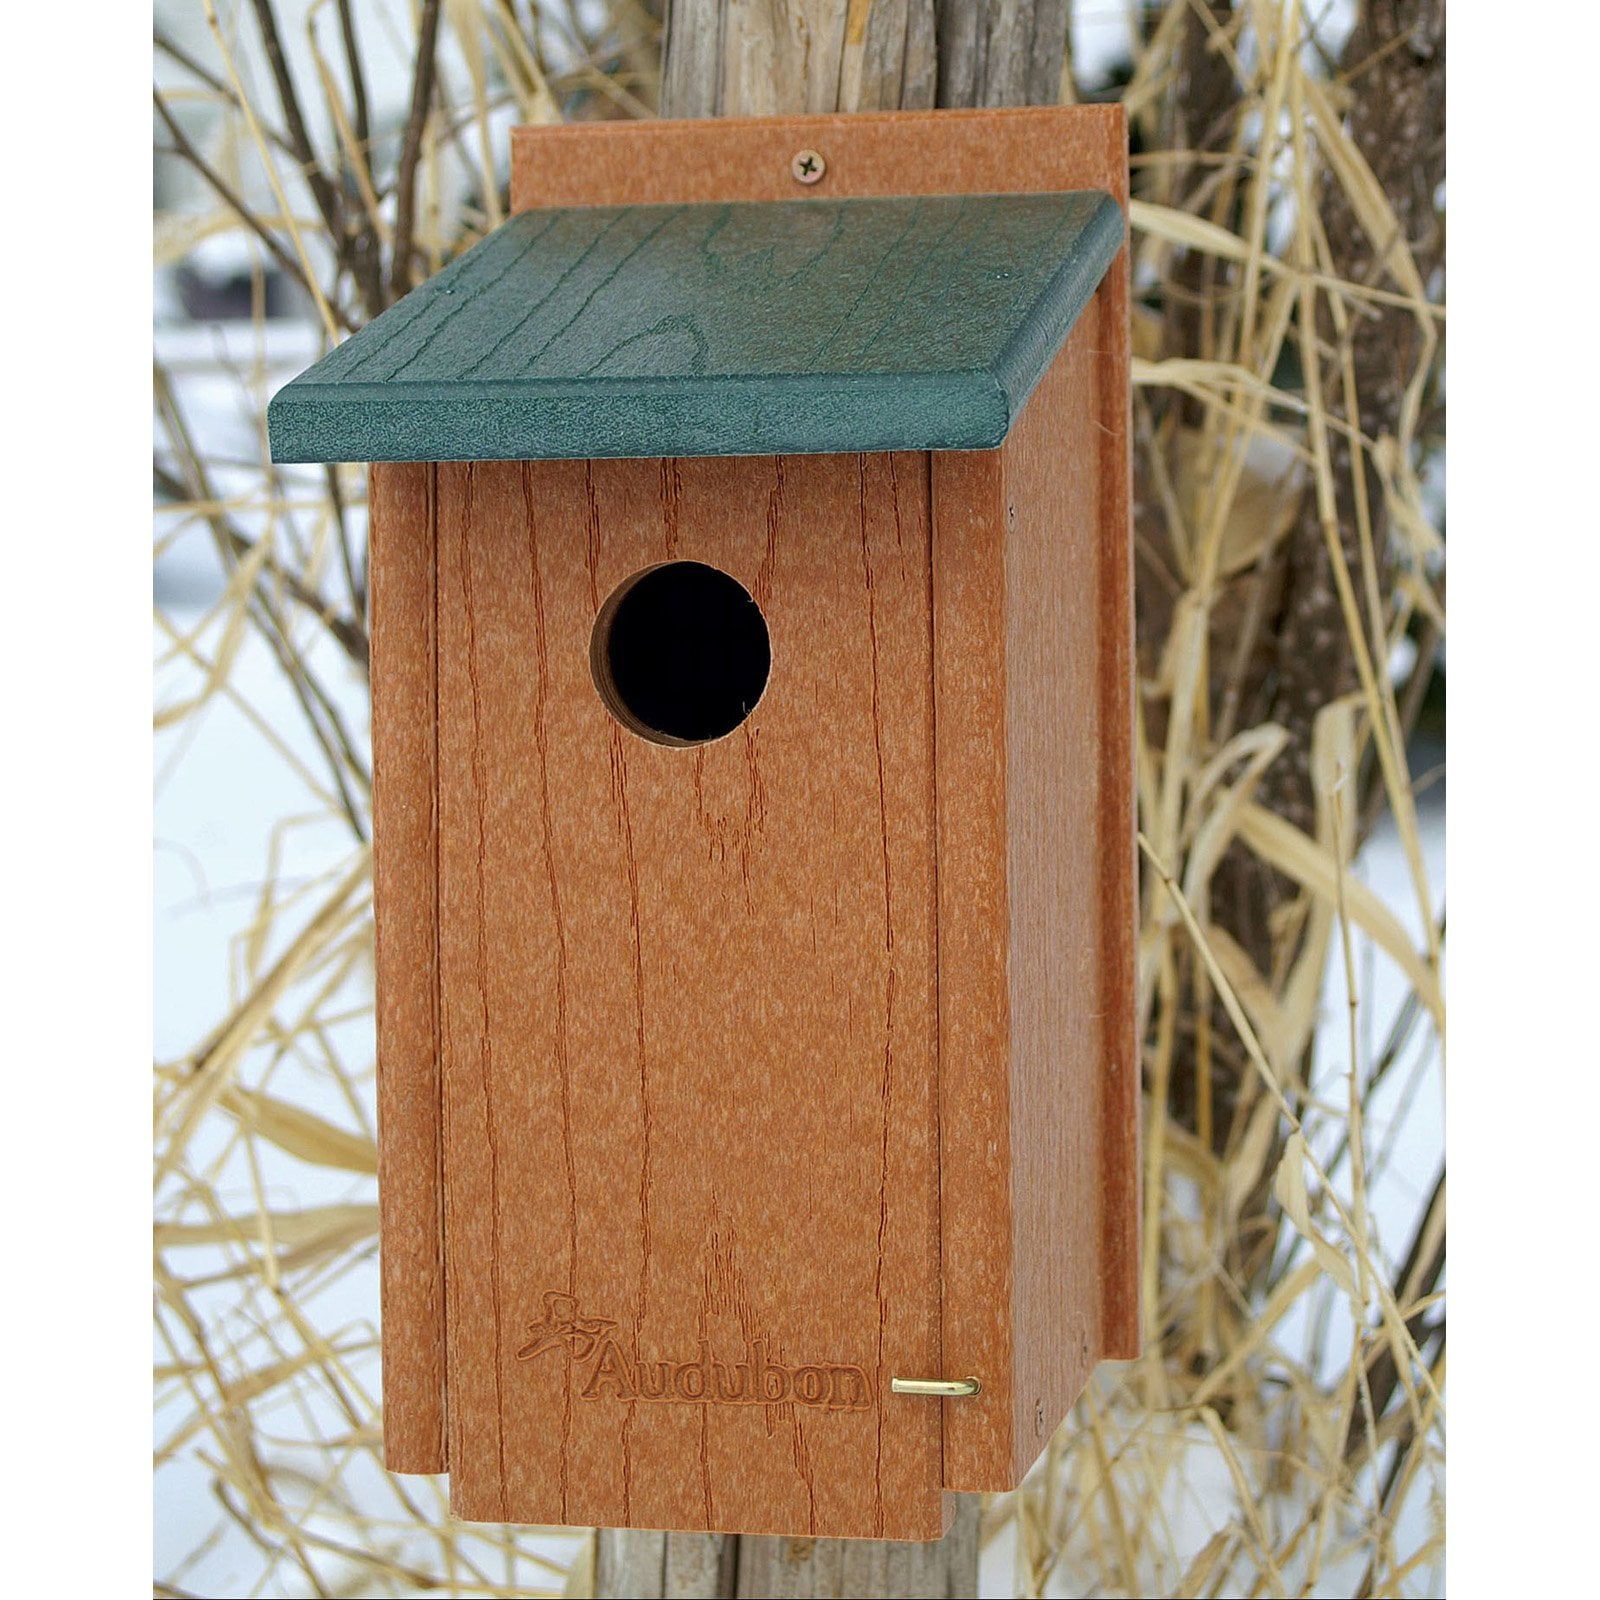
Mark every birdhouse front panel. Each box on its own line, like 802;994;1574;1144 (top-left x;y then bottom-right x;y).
270;106;1139;1542
431;451;943;1537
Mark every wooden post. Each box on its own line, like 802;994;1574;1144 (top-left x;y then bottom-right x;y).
589;8;1072;1593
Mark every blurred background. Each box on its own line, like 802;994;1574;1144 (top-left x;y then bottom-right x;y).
154;4;1444;1595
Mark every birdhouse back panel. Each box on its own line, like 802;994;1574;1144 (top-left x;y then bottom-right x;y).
349;106;1138;1536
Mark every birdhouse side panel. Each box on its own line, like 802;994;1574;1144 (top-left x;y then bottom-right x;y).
1089;222;1141;1371
368;461;448;1475
931;288;1138;1493
1001;291;1139;1486
429;454;947;1541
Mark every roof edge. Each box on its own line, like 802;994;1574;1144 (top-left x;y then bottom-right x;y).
268;369;1014;464
987;190;1124;435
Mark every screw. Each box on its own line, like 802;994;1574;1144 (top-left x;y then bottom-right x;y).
790;149;826;185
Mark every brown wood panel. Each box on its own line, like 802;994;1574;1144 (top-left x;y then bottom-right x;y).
932;306;1136;1492
1091;158;1143;1368
1001;302;1126;1481
511;106;1128;213
431;455;947;1539
368;461;448;1473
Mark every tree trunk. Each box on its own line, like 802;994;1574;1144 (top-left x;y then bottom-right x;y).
589;4;1070;1594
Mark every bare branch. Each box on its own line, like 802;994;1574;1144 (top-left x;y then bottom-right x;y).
153;89;351;330
246;0;345;241
391;0;444;298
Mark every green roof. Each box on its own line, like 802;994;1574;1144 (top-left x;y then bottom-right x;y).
267;190;1121;464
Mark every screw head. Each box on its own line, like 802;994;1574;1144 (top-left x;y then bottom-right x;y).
790;148;826;185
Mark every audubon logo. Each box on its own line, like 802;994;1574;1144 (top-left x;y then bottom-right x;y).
516;1291;872;1411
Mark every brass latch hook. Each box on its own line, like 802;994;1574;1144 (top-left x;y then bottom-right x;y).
890;1376;982;1398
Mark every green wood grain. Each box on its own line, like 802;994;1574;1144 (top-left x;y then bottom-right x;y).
268;191;1122;463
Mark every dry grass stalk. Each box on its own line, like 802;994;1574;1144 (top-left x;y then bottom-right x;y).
154;3;1444;1594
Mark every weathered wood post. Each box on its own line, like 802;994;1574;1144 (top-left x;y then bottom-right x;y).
601;10;1074;1595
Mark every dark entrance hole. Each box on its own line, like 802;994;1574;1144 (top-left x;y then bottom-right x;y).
591;561;771;746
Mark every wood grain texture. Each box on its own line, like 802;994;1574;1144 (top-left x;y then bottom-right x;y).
431;454;947;1539
934;0;1068;108
659;0;939;118
592;1494;978;1596
267;192;1121;465
659;0;728;119
842;0;939;113
654;0;1060;119
594;1528;735;1597
368;461;448;1473
731;1493;980;1596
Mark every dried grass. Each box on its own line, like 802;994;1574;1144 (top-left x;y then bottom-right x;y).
154;4;1445;1595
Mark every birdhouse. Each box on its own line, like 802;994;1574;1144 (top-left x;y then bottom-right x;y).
269;106;1139;1543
